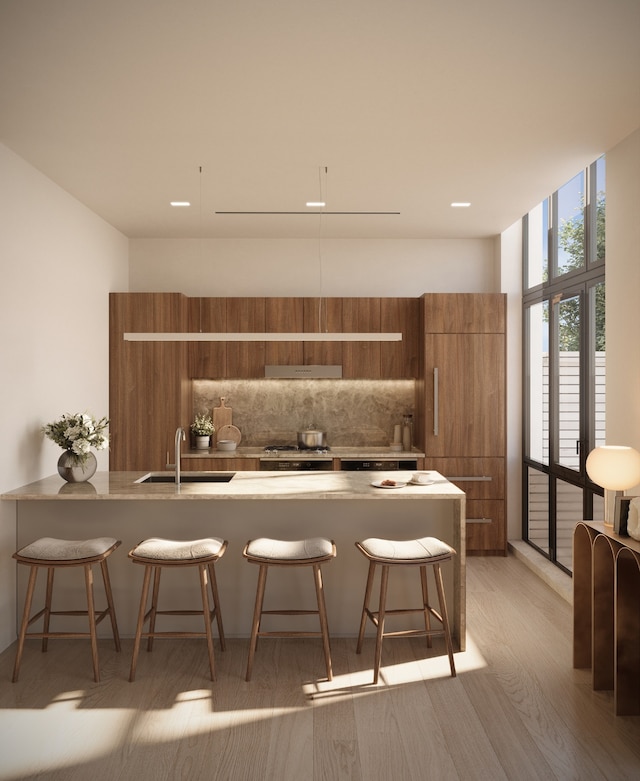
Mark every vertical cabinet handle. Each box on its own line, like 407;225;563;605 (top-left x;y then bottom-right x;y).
433;367;439;436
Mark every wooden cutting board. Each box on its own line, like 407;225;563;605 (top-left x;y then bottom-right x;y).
212;398;233;436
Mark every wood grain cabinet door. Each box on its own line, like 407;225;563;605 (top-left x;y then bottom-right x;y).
423;293;506;333
381;297;420;379
424;332;505;457
265;297;304;366
342;297;381;378
226;298;266;378
109;292;189;471
187;297;226;378
303;297;343;366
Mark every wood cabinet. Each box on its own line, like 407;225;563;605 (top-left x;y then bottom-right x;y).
427;458;505;555
418;294;507;555
381;297;420;379
265;297;304;366
226;298;266;378
186;458;260;471
187;297;226;378
342;298;381;378
574;522;640;715
303;297;343;366
185;296;418;379
109;292;190;471
422;333;505;457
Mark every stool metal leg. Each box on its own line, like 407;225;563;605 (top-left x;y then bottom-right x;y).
313;563;333;681
246;563;268;682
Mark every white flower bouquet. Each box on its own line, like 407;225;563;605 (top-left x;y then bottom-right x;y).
43;412;109;464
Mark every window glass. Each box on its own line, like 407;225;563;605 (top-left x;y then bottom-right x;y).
595;157;606;263
556;480;583;570
526;199;548;288
556;294;581;471
556;171;585;276
527;301;548;464
527;467;549;555
592;280;605;448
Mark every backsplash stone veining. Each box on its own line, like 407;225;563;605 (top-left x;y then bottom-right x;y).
192;380;415;447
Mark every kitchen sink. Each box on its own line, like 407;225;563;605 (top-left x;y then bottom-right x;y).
136;472;236;484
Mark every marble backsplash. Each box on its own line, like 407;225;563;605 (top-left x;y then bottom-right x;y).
192;379;415;447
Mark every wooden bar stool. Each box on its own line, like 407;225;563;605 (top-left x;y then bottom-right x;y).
128;537;227;681
355;536;456;684
243;537;336;682
12;537;121;683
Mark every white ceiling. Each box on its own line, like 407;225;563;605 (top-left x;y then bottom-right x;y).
1;0;639;240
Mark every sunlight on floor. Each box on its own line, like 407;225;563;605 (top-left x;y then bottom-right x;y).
0;636;489;777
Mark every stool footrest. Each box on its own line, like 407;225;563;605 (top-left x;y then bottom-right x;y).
140;631;216;639
261;609;320;616
257;631;324;638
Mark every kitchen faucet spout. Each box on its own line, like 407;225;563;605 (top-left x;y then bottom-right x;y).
175;427;186;485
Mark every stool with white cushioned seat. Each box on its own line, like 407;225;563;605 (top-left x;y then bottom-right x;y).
243;537;336;682
355;536;456;684
12;536;121;683
128;537;227;682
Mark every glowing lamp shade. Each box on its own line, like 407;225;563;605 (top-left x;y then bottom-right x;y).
586;446;640;490
586;446;640;525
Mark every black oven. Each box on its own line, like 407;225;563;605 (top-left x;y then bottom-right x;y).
339;459;419;471
259;459;333;471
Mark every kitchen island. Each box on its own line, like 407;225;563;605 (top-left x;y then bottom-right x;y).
3;470;465;649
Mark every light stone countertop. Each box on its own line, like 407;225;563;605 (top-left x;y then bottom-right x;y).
182;446;425;460
1;469;462;501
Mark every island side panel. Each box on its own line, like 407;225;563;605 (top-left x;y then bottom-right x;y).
15;496;465;650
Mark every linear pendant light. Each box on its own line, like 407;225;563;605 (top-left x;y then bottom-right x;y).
124;332;402;342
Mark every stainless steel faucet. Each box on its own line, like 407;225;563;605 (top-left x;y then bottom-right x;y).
175;426;186;484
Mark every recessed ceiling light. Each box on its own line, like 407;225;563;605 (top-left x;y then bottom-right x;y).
170;201;191;207
451;202;471;208
306;201;326;207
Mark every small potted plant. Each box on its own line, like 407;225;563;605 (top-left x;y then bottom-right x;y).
190;413;215;449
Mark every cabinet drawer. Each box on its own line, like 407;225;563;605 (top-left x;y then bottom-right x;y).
426;458;504;499
465;500;506;554
185;458;260;471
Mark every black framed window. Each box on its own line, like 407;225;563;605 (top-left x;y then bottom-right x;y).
522;157;605;573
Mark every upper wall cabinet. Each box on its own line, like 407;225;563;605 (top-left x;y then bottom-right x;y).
186;296;420;379
423;292;506;333
303;297;343;367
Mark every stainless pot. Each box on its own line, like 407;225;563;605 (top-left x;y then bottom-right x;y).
297;430;326;448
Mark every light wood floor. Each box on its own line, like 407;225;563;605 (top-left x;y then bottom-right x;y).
1;555;639;780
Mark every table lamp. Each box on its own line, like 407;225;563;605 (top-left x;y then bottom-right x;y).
586;445;640;526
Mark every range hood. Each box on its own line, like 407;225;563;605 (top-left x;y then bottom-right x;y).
265;365;343;379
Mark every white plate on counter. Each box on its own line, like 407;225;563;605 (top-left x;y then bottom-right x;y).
371;480;408;489
408;478;435;486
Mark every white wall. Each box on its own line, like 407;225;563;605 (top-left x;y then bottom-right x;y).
498;222;523;543
129;237;497;296
604;127;640;451
0;143;129;651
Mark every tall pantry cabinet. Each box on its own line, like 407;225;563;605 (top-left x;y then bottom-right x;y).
417;293;507;555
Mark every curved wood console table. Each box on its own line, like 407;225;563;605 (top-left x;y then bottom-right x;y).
573;521;640;715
